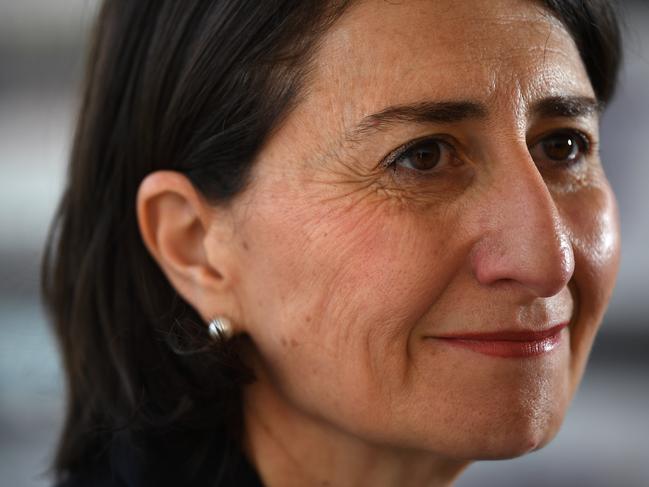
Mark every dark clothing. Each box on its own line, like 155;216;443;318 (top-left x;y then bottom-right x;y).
55;431;263;487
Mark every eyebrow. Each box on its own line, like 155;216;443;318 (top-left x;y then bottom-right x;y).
530;96;603;119
349;101;487;140
347;95;601;141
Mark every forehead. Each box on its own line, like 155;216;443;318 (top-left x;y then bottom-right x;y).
302;0;592;124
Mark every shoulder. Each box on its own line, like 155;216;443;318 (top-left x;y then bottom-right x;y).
53;430;263;487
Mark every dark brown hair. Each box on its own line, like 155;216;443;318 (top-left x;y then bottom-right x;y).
41;0;621;481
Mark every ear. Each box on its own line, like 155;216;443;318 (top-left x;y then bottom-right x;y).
136;170;242;326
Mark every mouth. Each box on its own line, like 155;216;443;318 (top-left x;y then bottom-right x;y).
429;323;569;358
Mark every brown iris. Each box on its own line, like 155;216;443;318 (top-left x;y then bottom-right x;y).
407;141;441;171
540;133;582;162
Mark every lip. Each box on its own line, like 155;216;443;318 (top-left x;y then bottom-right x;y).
430;323;568;358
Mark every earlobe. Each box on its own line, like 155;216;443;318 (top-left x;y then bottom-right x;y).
136;170;240;324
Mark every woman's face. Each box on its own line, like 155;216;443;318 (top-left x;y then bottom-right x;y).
227;0;620;458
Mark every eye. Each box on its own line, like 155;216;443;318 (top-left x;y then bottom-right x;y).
529;130;590;166
383;137;455;173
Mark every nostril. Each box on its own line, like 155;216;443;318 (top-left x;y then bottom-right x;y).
545;235;575;296
539;229;575;295
470;227;575;298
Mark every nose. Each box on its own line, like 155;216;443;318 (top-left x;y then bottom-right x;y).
470;147;575;298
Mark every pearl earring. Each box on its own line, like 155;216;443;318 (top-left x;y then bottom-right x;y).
207;316;234;341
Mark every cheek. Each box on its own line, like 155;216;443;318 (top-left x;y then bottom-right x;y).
237;190;461;419
242;186;459;327
564;180;620;310
560;180;620;375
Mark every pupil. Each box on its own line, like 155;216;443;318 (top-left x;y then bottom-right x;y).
544;135;576;161
412;144;440;170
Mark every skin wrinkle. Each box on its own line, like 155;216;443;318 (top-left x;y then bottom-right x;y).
151;1;620;486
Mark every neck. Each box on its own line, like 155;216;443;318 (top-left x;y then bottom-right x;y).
241;377;469;487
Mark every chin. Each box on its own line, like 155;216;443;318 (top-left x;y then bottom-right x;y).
470;433;556;461
399;401;568;462
461;409;566;461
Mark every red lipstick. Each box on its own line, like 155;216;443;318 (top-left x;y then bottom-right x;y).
433;323;568;358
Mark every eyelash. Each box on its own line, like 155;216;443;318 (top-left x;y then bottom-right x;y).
381;135;457;173
381;129;594;175
529;129;593;167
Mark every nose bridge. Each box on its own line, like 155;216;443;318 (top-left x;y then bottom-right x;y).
471;144;575;298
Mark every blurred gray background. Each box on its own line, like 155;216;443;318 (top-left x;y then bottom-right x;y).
0;1;647;486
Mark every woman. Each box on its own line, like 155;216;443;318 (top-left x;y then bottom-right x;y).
42;0;622;486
